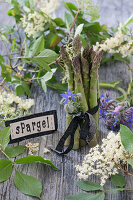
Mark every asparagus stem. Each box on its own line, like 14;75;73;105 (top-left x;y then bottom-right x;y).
81;57;90;104
64;114;73;146
72;35;82;56
72;53;88;110
89;50;103;146
73;127;80;150
60;46;74;91
60;46;75;147
89;50;102;123
60;37;103;150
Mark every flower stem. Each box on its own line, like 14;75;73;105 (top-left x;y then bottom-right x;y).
99;82;127;101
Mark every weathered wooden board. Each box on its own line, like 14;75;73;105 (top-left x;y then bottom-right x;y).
0;1;133;200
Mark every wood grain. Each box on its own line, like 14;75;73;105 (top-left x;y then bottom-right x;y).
0;1;133;200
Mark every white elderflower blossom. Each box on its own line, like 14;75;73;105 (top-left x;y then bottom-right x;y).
93;24;133;57
26;142;39;155
43;147;51;154
74;0;99;21
18;99;34;110
21;0;59;38
34;0;59;17
21;11;47;38
0;90;34;120
76;131;128;186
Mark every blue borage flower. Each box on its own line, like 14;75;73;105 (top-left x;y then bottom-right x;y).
99;93;109;119
128;108;133;128
61;89;78;104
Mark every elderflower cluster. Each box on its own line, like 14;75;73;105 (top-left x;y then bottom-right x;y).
34;0;59;17
76;131;128;186
26;142;39;155
0;90;34;120
21;11;48;38
43;147;51;154
21;0;59;38
74;0;99;21
93;24;133;57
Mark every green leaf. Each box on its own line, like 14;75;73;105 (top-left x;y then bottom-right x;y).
106;188;126;194
65;12;73;32
31;35;45;56
0;54;5;63
111;174;126;187
24;42;30;57
0;63;12;82
64;2;78;11
16;85;25;96
120;125;133;153
21;81;30;96
0;127;10;150
0;159;13;182
31;59;51;72
1;33;9;43
50;35;62;48
14;170;42;199
42;71;53;82
41;79;47;92
113;53;130;64
54;18;66;28
74;24;84;37
124;14;133;27
38;49;58;63
41;71;54;92
15;81;30;96
24;49;58;70
47;80;67;93
15;156;59;170
66;192;105;200
80;35;88;48
76;181;103;192
127;158;133;168
4;145;26;158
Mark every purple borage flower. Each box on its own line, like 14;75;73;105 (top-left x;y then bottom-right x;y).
99;92;133;131
61;89;78;104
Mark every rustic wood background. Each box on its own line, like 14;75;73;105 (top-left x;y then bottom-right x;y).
0;1;133;200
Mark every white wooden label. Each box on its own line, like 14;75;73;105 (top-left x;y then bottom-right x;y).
5;110;57;143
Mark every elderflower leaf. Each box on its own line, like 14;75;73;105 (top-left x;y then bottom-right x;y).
30;35;45;56
4;145;26;158
76;181;104;191
64;2;78;12
111;174;126;187
127;158;133;168
41;70;56;92
50;34;62;48
37;49;58;63
124;14;133;27
16;84;25;96
65;12;73;33
66;192;105;200
23;49;58;72
14;170;42;200
0;159;13;182
74;24;84;37
120;125;133;154
15;156;59;170
0;127;10;150
106;188;126;194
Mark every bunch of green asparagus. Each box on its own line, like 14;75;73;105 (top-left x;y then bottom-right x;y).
59;35;103;149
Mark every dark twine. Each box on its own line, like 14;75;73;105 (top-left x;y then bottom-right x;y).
51;99;100;155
